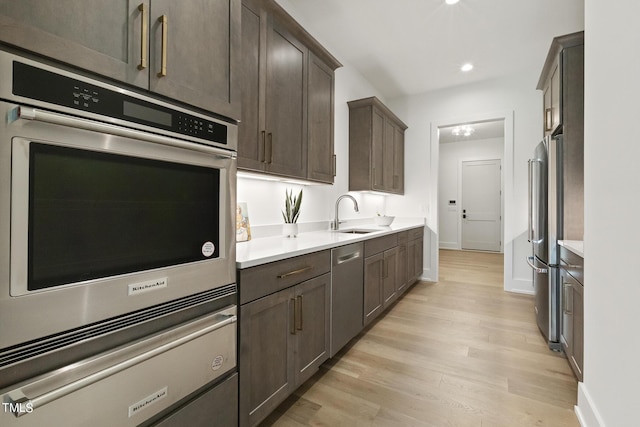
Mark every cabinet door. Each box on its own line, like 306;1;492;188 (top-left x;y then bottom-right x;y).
382;247;398;306
560;269;572;355
396;241;408;295
415;237;424;280
371;108;385;191
0;0;148;89
239;288;295;427
572;280;584;381
307;53;335;183
364;253;383;326
550;62;560;132
293;273;330;386
264;15;307;178
382;117;396;191
150;0;240;119
393;126;405;194
238;0;267;171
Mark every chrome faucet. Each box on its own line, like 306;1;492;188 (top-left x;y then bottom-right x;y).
332;194;359;230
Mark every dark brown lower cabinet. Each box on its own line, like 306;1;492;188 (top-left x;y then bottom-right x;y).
407;229;424;284
239;273;330;427
560;266;584;381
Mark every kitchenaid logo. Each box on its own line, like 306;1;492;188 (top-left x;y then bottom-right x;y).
128;387;168;418
128;277;168;296
2;401;34;415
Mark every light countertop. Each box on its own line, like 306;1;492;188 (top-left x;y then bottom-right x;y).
236;220;426;269
559;240;584;258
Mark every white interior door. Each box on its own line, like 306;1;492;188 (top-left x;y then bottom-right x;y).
461;159;502;251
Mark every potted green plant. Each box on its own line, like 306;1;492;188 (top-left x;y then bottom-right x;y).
282;188;302;237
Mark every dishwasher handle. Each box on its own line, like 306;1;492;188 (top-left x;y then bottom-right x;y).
336;251;361;265
4;309;237;417
526;256;548;274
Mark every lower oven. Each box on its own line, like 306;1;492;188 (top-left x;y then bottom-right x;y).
0;49;238;425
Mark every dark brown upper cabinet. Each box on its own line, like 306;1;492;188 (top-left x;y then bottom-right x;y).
0;0;241;120
238;0;341;183
348;96;407;194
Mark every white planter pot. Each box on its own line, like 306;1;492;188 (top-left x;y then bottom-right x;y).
282;223;298;238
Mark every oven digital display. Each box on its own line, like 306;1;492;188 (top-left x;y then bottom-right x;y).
123;100;172;127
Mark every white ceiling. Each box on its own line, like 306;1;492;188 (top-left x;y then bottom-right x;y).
279;0;585;98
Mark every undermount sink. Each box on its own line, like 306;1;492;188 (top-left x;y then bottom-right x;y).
337;229;376;234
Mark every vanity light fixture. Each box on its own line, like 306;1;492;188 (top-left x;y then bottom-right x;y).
461;63;474;72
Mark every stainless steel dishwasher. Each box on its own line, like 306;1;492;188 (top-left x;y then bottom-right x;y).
330;242;364;357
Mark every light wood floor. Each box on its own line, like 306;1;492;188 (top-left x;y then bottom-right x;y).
260;249;579;426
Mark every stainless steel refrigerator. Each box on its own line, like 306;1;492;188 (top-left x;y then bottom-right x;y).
527;135;563;351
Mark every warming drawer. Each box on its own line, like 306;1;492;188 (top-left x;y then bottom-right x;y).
0;306;237;427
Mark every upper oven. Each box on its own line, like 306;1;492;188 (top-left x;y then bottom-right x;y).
0;50;238;352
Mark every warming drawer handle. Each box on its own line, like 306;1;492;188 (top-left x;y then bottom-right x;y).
15;106;235;158
4;311;237;417
277;266;312;279
526;256;548;274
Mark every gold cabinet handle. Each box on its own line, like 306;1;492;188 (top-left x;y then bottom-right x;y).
137;4;148;70
332;154;337;177
157;15;168;77
260;130;266;163
296;295;303;331
277;266;312;279
267;132;273;164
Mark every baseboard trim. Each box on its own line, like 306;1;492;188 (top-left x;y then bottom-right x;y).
576;382;605;427
439;242;458;250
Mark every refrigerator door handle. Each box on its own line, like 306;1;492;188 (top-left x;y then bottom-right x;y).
527;256;548;274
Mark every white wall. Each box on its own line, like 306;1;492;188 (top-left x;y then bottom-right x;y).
576;1;640;426
387;71;541;292
438;137;504;250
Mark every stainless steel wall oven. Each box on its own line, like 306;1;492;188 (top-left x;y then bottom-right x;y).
0;49;238;426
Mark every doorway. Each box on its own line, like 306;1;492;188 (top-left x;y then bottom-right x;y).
437;119;504;252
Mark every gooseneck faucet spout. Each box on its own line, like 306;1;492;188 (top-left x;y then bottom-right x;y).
332;194;359;230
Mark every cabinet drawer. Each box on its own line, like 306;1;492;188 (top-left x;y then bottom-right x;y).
408;227;424;241
397;231;408;244
364;233;398;257
239;250;330;304
560;246;583;285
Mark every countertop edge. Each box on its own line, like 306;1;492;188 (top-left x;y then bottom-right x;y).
236;222;426;269
559;240;584;258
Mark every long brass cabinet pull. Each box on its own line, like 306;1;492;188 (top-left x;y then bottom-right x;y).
296;295;303;331
290;298;296;335
332;154;337;177
260;131;266;163
157;15;168;77
277;266;312;279
137;4;148;70
267;132;273;164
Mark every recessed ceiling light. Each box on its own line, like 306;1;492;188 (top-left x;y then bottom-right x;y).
461;63;474;72
446;0;460;4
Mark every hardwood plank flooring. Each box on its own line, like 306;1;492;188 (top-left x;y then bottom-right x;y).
260;249;579;426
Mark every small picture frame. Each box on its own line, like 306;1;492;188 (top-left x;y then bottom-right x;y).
236;202;251;242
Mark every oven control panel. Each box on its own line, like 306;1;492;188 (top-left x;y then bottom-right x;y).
11;61;229;146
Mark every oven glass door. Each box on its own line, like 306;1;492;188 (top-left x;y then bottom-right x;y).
27;142;221;291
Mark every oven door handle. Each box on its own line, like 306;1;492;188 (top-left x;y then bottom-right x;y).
16;106;235;159
3;308;237;418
